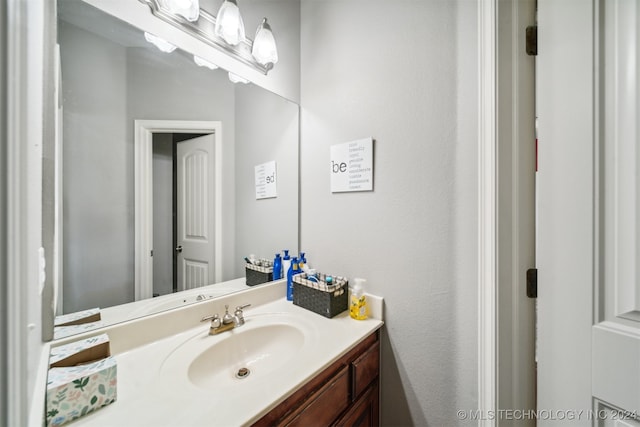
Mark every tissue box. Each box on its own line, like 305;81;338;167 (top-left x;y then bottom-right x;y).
54;308;101;327
46;334;117;427
53;321;105;341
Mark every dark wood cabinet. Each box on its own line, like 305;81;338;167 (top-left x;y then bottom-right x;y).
335;380;379;427
252;330;380;427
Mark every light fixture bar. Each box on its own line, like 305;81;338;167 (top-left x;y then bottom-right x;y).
139;0;273;75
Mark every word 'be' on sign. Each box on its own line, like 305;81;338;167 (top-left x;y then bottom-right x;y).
255;160;277;200
330;138;373;193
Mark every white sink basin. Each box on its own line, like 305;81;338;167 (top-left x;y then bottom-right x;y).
160;313;317;390
188;323;304;387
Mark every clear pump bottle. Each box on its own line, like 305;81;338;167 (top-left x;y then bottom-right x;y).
350;278;368;320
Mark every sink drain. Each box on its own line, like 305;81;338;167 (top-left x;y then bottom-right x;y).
235;367;250;379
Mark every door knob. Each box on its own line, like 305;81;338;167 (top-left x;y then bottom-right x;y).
176;245;183;253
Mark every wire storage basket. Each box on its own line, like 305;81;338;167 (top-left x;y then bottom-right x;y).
292;272;348;318
245;262;273;286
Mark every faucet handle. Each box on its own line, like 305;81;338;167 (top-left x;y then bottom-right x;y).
201;314;221;329
234;303;251;326
222;304;235;325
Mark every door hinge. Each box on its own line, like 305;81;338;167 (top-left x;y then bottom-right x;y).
150;250;153;257
526;26;537;56
526;268;537;298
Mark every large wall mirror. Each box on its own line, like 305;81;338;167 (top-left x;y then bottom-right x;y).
53;0;299;338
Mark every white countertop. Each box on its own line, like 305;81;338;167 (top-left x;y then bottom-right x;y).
67;282;383;427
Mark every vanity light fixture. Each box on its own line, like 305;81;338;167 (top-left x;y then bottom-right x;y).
193;55;219;70
144;32;177;53
228;72;249;84
251;18;278;66
214;0;245;46
163;0;199;22
140;0;277;75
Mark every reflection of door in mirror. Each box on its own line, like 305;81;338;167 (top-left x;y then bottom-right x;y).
151;132;215;297
140;124;223;301
176;134;215;292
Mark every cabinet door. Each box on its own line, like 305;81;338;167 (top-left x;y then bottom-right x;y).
351;341;379;400
335;381;379;427
284;366;350;427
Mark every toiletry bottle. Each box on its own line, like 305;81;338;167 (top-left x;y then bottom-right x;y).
286;257;299;301
307;268;318;282
299;252;308;272
273;253;282;280
298;252;306;272
350;278;368;320
282;250;291;283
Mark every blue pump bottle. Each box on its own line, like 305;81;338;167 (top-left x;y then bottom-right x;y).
287;257;299;301
272;253;282;280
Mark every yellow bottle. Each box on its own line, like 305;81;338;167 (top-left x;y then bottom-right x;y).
350;278;368;320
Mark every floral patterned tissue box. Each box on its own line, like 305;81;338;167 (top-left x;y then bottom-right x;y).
46;334;117;427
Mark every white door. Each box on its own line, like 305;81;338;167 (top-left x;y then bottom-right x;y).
176;134;215;291
538;0;640;424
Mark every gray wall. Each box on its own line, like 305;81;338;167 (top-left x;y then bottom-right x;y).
299;1;478;424
234;84;299;276
60;20;131;312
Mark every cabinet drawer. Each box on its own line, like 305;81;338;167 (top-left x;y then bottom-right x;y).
284;366;350;427
352;340;380;399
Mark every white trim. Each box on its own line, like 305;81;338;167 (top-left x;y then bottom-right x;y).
54;43;63;315
6;0;28;420
6;0;47;425
478;0;497;425
134;120;223;301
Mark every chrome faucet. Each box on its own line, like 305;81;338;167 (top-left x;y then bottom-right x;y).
201;304;251;335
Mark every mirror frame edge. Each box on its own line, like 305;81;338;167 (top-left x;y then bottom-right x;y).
41;0;57;341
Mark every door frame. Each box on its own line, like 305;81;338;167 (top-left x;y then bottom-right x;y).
478;0;498;420
478;0;537;424
134;120;223;301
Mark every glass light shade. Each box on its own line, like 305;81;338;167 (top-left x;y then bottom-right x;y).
228;72;249;84
164;0;200;22
251;18;278;65
144;32;177;53
214;0;245;46
193;55;219;70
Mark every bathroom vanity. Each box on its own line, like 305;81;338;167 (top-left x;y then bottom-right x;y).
253;329;380;426
49;280;383;426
